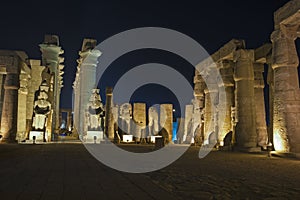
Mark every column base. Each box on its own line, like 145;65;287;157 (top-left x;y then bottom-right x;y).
0;138;18;144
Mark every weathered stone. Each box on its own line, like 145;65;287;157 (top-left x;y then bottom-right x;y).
233;49;258;150
160;104;173;143
133;103;146;142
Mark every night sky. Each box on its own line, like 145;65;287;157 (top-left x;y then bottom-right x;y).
0;0;291;117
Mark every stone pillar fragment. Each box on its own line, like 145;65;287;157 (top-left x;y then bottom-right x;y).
105;87;114;140
183;104;193;142
233;49;258;151
17;73;30;141
160;104;173;143
133;103;146;142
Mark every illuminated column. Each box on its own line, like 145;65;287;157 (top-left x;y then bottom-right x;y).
192;70;206;143
160;104;173;143
233;49;258;151
39;35;64;139
217;60;234;146
0;74;5;127
253;63;268;148
72;73;80;135
267;63;274;146
77;39;101;136
203;69;218;145
26;60;45;138
0;69;19;143
105;87;114;140
271;26;300;153
194;70;206;108
17;73;30;141
67;111;72;130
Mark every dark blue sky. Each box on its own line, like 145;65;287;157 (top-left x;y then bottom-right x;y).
0;0;291;116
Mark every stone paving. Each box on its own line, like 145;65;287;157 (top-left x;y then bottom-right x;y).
1;143;300;200
0;143;177;200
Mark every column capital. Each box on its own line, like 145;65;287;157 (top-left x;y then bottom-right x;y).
271;25;298;42
271;25;299;69
233;49;254;62
233;50;255;81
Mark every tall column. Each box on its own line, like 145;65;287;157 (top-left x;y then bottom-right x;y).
72;74;80;135
39;35;64;140
160;104;173;143
203;70;218;145
17;73;30;141
26;60;45;138
0;68;19;143
233;49;258;151
271;25;300;153
253;63;268;148
217;60;234;146
267;63;274;147
105;87;114;140
0;74;5;126
77;39;101;136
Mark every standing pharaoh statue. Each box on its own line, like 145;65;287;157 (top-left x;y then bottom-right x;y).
119;103;132;135
86;89;104;131
32;81;51;130
148;107;159;136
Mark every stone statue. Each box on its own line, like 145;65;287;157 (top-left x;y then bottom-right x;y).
86;89;104;131
32;81;51;130
148;107;159;136
119;103;132;134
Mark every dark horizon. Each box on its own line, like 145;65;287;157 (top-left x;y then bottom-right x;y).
0;0;291;114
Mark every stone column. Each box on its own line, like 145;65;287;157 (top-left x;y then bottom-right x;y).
72;75;80;135
105;87;114;140
267;63;274;147
1;71;19;143
253;63;268;148
67;111;72;130
133;103;146;142
183;104;193;142
26;60;45;138
77;43;101;136
203;71;218;145
17;73;30;141
217;60;234;146
194;71;206;109
271;26;300;153
160;104;173;143
233;49;258;151
0;74;5;126
39;35;64;140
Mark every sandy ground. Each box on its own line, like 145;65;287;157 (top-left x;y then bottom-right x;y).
0;143;299;200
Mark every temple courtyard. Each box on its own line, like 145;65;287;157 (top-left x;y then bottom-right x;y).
0;143;299;200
